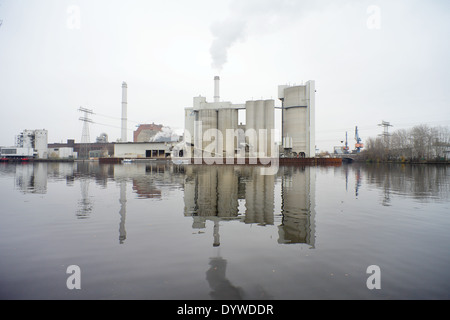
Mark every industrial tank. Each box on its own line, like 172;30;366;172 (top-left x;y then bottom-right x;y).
218;108;239;158
198;109;218;155
184;108;195;146
264;100;275;157
281;82;315;158
282;86;308;157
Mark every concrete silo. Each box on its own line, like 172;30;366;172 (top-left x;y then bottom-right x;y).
218;108;239;158
264;99;275;157
245;99;274;158
279;81;315;158
198;108;218;156
245;100;256;157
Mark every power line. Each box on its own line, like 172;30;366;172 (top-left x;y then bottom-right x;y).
78;107;93;159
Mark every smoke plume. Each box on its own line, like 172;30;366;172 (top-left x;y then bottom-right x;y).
209;0;341;71
210;16;247;71
150;126;179;143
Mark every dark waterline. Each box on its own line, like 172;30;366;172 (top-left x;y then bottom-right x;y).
0;162;449;300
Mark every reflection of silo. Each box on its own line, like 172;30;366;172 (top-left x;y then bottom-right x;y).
218;109;239;158
217;166;238;217
198;109;218;154
279;166;316;246
244;167;274;225
184;166;197;217
197;166;218;216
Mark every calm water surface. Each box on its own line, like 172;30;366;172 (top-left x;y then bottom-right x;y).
0;162;449;300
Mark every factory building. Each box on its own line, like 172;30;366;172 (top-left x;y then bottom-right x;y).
184;76;276;160
183;77;315;161
16;129;49;159
1;129;49;160
48;139;115;158
133;123;163;142
48;147;77;160
278;81;316;158
0;147;35;159
114;142;177;159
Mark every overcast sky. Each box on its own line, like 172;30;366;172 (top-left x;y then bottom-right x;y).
0;0;449;152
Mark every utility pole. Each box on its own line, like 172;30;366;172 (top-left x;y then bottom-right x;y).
378;121;393;149
79;107;94;160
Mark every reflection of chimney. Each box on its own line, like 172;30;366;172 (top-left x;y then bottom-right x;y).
121;82;128;142
214;76;220;103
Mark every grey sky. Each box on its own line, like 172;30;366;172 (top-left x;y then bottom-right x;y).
0;0;449;152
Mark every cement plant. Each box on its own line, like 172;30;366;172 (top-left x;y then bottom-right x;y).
1;77;334;165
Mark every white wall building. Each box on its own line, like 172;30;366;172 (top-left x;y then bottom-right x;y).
114;142;177;159
48;147;77;159
0;147;35;158
16;129;49;159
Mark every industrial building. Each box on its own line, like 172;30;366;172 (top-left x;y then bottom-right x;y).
183;77;315;161
0;147;35;160
48;139;114;159
48;147;77;160
278;81;316;158
17;129;49;159
1;129;49;160
134;123;163;142
114;141;178;159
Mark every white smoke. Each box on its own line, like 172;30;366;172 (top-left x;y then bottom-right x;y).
150;126;179;143
210;16;247;71
209;0;346;71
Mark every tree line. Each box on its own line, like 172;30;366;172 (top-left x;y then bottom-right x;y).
360;124;450;162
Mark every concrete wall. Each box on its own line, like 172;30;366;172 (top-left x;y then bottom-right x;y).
48;147;75;159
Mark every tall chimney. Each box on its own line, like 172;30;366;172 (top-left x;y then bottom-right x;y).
214;76;220;103
121;82;128;142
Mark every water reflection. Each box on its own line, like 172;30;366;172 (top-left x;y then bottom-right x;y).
77;178;93;219
183;165;315;247
1;161;449;299
206;255;244;300
14;163;48;194
119;181;127;244
279;166;316;247
1;162;448;245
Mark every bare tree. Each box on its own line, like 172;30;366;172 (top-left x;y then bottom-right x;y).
362;124;450;162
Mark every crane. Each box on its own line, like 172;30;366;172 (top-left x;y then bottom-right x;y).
340;132;350;154
354;126;364;153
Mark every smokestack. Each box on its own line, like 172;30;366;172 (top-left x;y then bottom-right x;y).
214;76;220;103
121;82;128;142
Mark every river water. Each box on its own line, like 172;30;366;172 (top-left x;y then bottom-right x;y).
0;161;449;300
